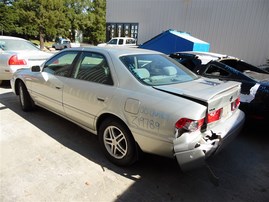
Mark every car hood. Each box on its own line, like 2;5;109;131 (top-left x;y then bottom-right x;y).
97;43;107;47
154;78;241;112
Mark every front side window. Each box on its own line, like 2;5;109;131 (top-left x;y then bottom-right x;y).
120;54;198;86
72;52;113;85
43;51;78;76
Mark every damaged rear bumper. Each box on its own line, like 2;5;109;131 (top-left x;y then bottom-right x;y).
173;109;245;171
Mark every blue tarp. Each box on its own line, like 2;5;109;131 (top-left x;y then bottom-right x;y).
139;29;210;54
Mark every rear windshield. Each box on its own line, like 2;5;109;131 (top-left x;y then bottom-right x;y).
120;54;198;86
0;39;39;51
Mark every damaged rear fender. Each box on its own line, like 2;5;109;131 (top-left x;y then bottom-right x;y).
173;109;245;171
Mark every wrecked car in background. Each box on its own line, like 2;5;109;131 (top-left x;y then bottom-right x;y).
11;47;245;171
258;60;269;73
170;52;269;120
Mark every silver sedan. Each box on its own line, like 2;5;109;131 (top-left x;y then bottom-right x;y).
0;36;52;84
11;47;245;171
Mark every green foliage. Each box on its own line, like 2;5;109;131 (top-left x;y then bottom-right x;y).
14;0;70;47
87;0;106;45
0;2;19;35
0;0;106;46
64;0;92;42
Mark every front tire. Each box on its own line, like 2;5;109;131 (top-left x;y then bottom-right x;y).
98;118;137;166
18;81;34;111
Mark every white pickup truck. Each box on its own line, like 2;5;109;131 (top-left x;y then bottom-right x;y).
52;38;80;50
97;37;137;47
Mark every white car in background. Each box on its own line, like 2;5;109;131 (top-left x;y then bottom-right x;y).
97;37;137;47
52;38;81;50
0;36;52;84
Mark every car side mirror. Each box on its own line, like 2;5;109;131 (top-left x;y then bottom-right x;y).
31;65;41;72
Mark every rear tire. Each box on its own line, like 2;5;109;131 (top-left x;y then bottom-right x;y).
98;118;137;166
18;81;34;111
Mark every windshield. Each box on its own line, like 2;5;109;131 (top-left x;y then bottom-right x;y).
107;39;117;45
0;39;40;51
120;54;198;86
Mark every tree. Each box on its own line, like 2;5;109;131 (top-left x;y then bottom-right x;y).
0;1;19;35
89;0;106;45
14;0;70;49
64;0;92;42
0;0;106;46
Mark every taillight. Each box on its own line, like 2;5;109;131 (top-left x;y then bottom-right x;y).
207;108;223;123
175;118;204;132
8;55;27;65
231;97;240;111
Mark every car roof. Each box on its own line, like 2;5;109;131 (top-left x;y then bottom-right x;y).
110;37;136;40
67;46;161;56
0;36;27;41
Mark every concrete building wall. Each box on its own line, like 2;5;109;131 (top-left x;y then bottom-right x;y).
106;0;269;66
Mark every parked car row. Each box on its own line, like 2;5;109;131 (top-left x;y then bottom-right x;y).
169;52;269;120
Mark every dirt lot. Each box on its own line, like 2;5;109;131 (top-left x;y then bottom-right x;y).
1;83;269;202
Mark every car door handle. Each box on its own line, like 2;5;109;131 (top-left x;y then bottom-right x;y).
55;86;61;89
97;97;105;102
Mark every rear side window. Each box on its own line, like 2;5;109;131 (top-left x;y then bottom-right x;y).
118;39;124;45
72;52;113;85
126;39;136;44
43;51;78;77
120;54;197;86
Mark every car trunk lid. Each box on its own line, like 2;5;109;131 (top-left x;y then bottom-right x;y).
11;50;53;67
154;78;241;123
